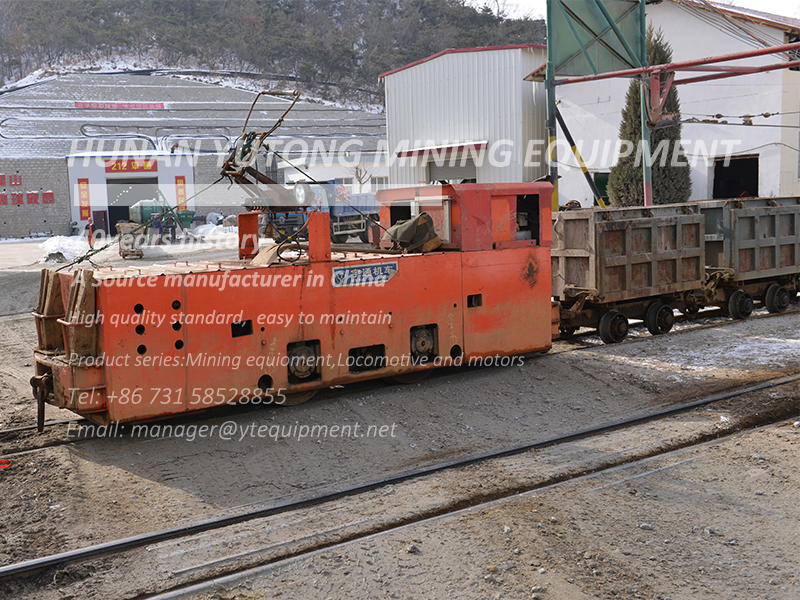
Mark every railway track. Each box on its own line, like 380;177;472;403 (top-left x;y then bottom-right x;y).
145;416;800;600
1;371;798;597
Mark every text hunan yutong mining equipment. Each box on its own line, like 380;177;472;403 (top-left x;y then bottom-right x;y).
30;183;557;427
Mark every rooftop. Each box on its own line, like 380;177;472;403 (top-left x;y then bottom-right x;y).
379;44;546;79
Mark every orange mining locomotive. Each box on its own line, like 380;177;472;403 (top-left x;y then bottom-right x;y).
30;183;557;427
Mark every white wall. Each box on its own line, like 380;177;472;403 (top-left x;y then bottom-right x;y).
66;152;196;225
282;157;388;193
383;46;547;186
554;1;800;206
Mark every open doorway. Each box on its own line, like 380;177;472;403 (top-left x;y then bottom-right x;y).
713;156;758;199
106;177;159;234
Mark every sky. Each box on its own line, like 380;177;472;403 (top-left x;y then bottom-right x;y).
507;0;800;20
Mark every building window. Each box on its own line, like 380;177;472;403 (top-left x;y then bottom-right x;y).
428;159;477;184
341;178;354;194
713;156;758;199
370;177;388;190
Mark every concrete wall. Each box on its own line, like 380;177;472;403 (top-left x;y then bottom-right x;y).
0;157;71;238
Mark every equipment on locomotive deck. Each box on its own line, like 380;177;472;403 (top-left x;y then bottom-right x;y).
30;183;556;428
219;90;378;244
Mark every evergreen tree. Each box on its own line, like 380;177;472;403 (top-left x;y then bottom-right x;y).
607;26;691;206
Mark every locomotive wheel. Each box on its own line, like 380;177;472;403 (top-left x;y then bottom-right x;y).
277;390;317;406
358;230;370;244
645;301;674;336
390;371;431;384
728;289;753;320
764;284;790;314
598;310;629;344
331;233;348;244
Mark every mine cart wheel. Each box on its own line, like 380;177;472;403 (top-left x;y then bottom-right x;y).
559;325;578;338
598;310;629;344
358;230;371;244
390;371;431;384
764;284;790;314
728;289;754;320
645;301;675;336
277;390;318;406
331;233;349;244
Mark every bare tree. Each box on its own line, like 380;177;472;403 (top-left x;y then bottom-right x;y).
348;163;374;193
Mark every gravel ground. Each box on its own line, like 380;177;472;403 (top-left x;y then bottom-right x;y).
1;238;799;599
191;419;798;600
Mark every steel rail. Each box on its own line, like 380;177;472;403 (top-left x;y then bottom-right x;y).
146;413;800;600
2;372;800;581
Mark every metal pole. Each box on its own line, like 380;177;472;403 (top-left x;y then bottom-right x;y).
553;40;800;86
639;0;653;207
547;0;560;212
555;108;607;208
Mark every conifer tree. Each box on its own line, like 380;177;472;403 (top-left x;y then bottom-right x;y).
607;26;691;206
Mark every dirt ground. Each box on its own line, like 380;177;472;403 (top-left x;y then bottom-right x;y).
1;238;799;599
195;419;799;600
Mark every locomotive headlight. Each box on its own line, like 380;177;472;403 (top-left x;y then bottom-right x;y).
294;182;311;206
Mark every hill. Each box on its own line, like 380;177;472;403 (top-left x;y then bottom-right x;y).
0;0;545;107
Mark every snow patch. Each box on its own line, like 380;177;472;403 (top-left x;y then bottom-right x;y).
38;236;90;263
191;224;237;236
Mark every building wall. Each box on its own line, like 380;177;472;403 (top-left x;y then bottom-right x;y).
0;157;71;238
555;2;800;206
384;47;547;186
66;153;196;233
283;159;388;193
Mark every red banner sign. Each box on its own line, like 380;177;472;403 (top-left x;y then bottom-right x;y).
175;176;187;210
105;159;158;173
75;102;165;109
78;179;91;219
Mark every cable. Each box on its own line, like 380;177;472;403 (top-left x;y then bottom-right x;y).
682;118;800;129
683;111;799;118
684;141;800;159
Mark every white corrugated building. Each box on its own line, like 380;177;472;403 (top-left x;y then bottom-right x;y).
380;44;548;186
